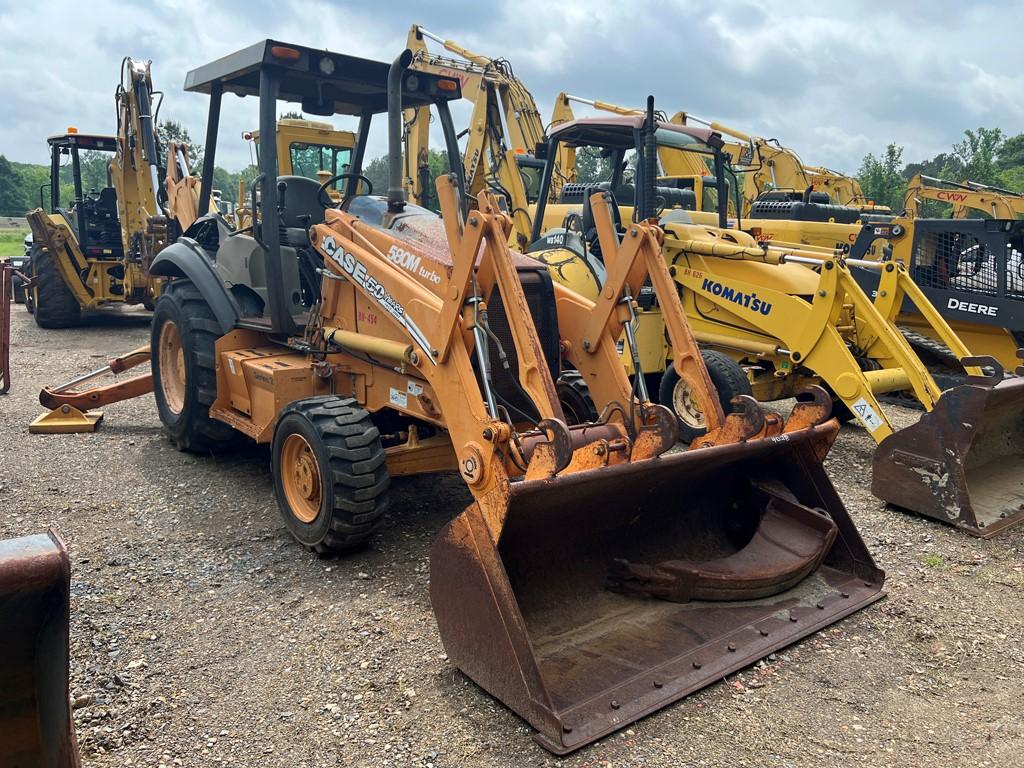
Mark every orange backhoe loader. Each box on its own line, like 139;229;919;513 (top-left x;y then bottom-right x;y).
22;41;884;753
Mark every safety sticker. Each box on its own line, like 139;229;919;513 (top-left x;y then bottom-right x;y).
389;388;408;408
407;381;424;396
851;397;884;432
227;358;237;375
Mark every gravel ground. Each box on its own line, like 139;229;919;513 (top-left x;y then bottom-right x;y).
1;306;1022;768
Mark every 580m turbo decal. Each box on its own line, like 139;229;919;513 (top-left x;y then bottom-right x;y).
320;235;436;365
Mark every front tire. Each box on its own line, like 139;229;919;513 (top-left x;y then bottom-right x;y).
659;350;753;443
32;247;81;328
272;396;390;553
151;280;237;451
557;370;597;425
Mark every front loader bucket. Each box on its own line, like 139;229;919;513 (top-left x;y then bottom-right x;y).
431;424;884;754
873;375;1024;537
0;531;80;767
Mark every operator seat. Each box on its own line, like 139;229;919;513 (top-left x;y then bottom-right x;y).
96;188;119;219
277;176;325;230
276;176;327;308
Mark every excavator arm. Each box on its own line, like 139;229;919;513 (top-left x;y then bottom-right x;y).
404;24;558;214
904;174;1024;219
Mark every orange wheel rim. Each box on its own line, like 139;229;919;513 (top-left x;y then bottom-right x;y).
281;433;322;524
158;320;186;415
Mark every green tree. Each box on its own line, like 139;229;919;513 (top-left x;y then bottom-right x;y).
857;143;906;211
77;150;112;192
998;165;1024;193
951;127;1003;185
575;148;614;185
997;133;1024;170
0;155;25;215
364;149;449;211
156;119;202;171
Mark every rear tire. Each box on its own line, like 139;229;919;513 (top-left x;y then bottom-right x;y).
151;279;237;451
659;350;752;443
32;247;81;328
272;396;390;553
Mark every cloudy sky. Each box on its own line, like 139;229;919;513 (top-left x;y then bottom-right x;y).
2;0;1022;174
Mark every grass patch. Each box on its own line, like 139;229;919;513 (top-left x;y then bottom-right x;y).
0;229;29;260
920;552;944;568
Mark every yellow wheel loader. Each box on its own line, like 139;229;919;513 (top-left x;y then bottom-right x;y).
108;40;884;752
524;107;1024;537
746;206;1024;373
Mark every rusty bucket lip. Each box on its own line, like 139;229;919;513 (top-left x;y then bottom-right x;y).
534;573;885;754
458;422;883;754
0;530;69;591
507;422;833;498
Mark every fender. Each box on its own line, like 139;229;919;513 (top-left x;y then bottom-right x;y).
150;238;240;334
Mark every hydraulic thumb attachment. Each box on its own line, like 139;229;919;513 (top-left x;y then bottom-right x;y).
30;346;152;433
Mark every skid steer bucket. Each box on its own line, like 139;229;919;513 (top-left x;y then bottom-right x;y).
873;364;1024;537
0;531;80;768
431;422;884;754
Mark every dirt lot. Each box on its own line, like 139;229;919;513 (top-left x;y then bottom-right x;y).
1;306;1022;768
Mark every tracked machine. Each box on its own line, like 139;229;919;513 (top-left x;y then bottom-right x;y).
26;41;882;752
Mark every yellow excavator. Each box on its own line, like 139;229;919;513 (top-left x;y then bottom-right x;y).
403;25;557;244
678;115;890;215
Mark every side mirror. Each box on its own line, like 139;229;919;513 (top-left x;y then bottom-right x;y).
301;96;334;117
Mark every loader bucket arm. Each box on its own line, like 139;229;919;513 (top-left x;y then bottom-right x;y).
0;532;80;767
762;246;1024;536
582;191;725;432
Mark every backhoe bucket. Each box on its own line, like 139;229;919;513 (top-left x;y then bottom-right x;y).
873;374;1024;537
0;531;80;767
431;423;884;753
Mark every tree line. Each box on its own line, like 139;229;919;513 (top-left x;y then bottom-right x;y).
857;127;1024;213
5;121;1024;218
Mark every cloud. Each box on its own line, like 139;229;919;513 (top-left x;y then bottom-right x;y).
1;0;1022;174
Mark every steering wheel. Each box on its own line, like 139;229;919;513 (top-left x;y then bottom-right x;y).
562;212;585;236
317;173;373;209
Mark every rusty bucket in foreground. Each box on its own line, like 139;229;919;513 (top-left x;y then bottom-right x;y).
431;423;884;754
0;531;80;768
873;363;1024;537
